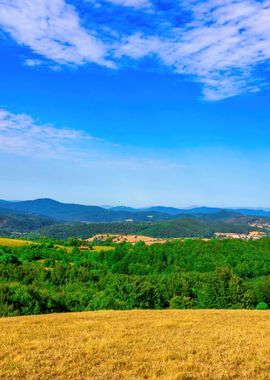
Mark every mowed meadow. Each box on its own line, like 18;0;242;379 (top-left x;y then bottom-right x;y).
1;310;270;380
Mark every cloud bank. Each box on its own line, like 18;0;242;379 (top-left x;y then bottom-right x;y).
1;0;270;99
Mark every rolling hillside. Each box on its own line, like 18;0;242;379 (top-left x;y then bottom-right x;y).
0;208;55;235
27;216;261;240
0;198;269;239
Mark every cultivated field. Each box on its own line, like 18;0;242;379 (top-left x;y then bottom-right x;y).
0;237;34;247
0;237;113;252
92;245;115;251
1;310;270;379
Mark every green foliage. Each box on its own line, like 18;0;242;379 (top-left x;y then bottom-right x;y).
0;209;55;237
203;267;245;308
26;216;261;241
169;295;194;309
1;238;270;316
256;302;268;310
66;237;81;247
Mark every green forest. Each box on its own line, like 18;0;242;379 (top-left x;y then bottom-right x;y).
1;238;270;316
27;217;257;240
1;205;265;240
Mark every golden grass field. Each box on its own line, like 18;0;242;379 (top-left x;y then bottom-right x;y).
92;245;115;251
0;237;34;247
1;310;270;380
0;237;113;252
87;234;168;245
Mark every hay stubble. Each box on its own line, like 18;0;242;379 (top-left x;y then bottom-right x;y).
1;310;270;379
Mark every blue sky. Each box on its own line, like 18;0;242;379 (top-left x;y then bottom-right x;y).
1;0;270;207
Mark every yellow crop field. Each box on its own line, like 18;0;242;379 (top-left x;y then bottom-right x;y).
0;238;114;252
92;245;115;251
0;237;34;247
1;310;270;380
53;245;114;253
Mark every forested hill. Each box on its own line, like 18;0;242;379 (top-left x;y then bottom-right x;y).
0;201;269;239
28;217;260;240
0;208;268;240
0;199;171;222
0;208;55;234
1;198;270;223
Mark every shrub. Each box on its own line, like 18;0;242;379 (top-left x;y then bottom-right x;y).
169;295;193;309
256;302;268;310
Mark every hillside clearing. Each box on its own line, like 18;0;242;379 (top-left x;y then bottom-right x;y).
1;310;270;379
87;234;168;245
92;245;115;251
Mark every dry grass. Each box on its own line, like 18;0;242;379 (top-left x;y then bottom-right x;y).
0;238;114;252
87;234;168;245
1;310;270;380
0;237;34;247
92;245;115;251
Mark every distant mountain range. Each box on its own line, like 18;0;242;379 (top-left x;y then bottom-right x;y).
1;198;270;239
0;199;171;223
1;198;270;223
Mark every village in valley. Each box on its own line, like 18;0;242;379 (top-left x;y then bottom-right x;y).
214;230;267;240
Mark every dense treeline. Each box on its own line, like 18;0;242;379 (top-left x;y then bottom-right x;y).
1;207;266;240
27;218;258;240
0;211;55;236
28;222;148;240
1;238;270;316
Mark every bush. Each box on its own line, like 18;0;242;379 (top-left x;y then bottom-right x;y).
169;295;193;309
256;302;268;310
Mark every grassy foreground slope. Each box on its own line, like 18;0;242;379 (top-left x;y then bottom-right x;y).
1;310;270;380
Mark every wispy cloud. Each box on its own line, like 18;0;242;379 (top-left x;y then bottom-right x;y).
0;108;185;171
24;58;43;67
0;0;114;67
103;0;151;9
118;0;270;100
1;0;270;99
0;108;94;158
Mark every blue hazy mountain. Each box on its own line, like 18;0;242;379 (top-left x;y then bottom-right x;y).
1;198;270;222
0;198;170;222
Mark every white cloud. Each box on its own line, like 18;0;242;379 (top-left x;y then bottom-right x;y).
0;0;113;67
24;58;43;67
117;0;270;99
103;0;151;9
0;108;94;158
1;0;270;99
0;108;186;172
